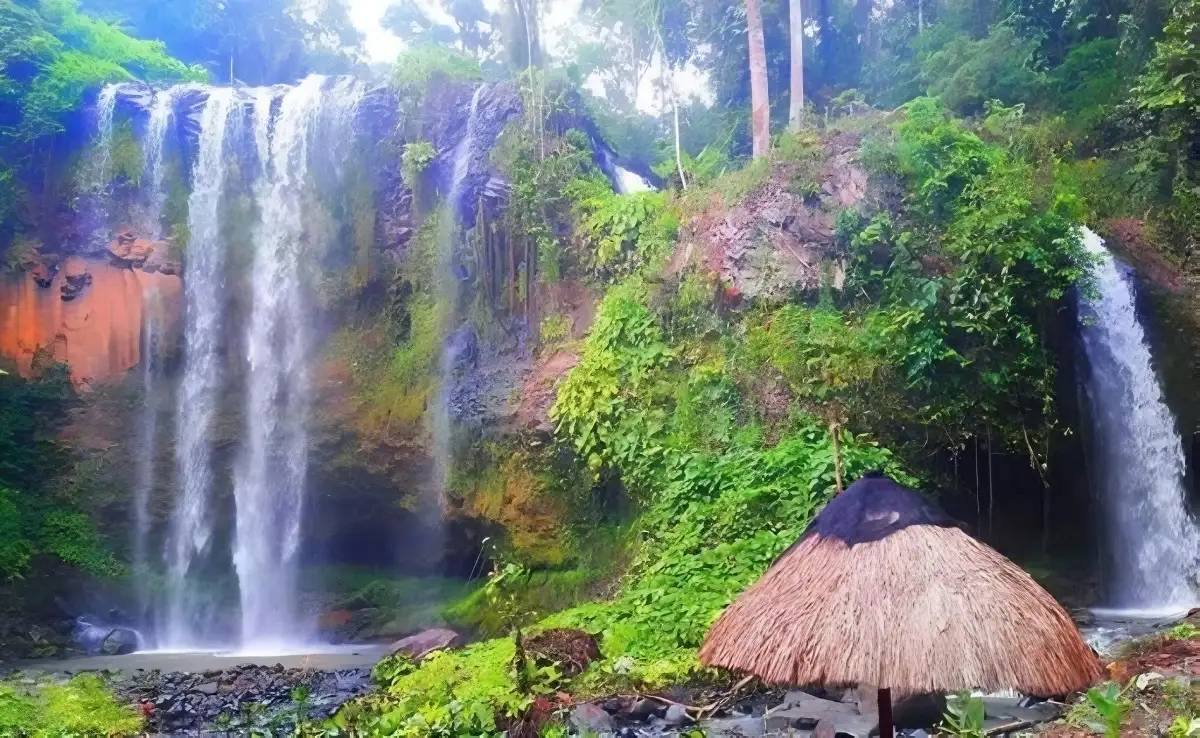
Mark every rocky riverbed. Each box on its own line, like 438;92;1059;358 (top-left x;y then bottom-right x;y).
114;663;372;734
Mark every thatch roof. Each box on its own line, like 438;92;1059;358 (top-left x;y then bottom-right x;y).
699;473;1103;697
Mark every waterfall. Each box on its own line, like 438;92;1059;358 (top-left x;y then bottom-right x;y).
143;87;180;239
133;292;160;619
1079;227;1200;613
233;77;364;648
163;87;235;647
428;84;486;538
82;85;119;247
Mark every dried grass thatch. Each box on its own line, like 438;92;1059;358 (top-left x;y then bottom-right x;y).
700;474;1103;697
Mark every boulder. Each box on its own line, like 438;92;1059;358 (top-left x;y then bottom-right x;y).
101;626;141;655
764;691;877;737
388;628;462;661
140;240;170;273
106;234;156;268
569;703;614;734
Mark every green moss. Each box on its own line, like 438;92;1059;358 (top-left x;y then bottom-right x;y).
0;673;144;737
442;568;596;636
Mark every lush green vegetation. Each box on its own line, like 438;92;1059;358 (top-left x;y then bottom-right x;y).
0;0;1195;732
0;364;120;583
0;673;143;736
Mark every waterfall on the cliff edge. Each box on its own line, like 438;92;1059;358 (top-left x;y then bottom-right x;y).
1079;227;1200;613
143;87;179;239
233;76;365;649
163;87;234;648
83;85;119;247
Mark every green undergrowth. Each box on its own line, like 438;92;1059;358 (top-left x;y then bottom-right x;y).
0;673;143;737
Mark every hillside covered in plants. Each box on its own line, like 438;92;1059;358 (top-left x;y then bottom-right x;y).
0;0;1197;734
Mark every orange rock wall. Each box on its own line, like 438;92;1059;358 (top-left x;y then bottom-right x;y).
0;259;181;385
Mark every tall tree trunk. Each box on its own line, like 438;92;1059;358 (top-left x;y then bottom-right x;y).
746;0;771;157
788;0;805;129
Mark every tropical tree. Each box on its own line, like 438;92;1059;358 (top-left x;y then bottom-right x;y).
746;0;770;156
789;0;804;128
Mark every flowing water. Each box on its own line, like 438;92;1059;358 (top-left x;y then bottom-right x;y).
82;85;120;247
132;299;160;618
163;88;235;648
234;76;364;648
429;84;486;541
1079;226;1200;614
142;86;180;239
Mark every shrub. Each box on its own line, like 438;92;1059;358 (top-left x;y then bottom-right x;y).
401;140;436;189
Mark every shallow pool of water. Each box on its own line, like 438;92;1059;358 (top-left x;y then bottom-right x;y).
6;643;389;675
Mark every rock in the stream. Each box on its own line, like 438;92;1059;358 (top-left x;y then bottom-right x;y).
764;691;877;737
662;704;691;726
703;713;765;737
389;627;462;660
570;702;615;734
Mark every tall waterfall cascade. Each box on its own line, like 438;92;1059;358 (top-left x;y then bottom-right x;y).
1079;227;1200;613
234;76;365;650
80;76;369;649
164;87;235;647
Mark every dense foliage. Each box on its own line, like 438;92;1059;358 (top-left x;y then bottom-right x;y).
0;364;120;582
0;673;142;736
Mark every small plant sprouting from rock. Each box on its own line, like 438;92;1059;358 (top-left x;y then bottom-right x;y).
401;141;436;189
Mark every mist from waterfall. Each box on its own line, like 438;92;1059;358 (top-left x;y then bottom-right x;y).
233;76;365;648
1079;227;1200;613
163;87;234;647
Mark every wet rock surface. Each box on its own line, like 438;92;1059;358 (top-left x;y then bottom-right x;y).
113;663;371;735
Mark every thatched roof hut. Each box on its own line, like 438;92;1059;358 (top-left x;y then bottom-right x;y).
700;473;1102;734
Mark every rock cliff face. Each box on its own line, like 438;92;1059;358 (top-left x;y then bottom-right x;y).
0;257;180;385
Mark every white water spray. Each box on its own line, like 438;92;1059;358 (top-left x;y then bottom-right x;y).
164;88;235;647
1079;227;1200;612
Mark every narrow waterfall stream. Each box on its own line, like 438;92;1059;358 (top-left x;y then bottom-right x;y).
1079;227;1200;615
430;83;487;528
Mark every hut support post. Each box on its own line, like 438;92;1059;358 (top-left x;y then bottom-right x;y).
877;688;894;738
